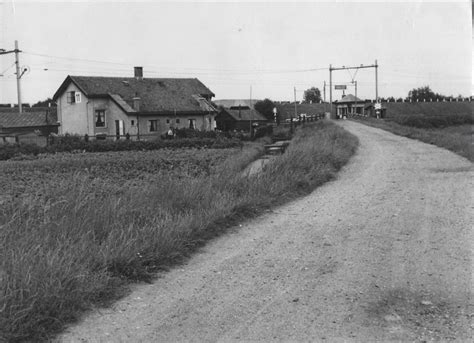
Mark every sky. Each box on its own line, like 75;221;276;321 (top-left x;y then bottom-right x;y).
0;0;472;104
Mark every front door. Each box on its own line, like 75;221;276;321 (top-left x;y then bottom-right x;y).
115;120;124;139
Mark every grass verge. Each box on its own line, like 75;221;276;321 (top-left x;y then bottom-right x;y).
0;121;358;342
352;117;473;162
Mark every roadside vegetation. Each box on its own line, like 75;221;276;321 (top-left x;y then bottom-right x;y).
0;121;358;342
353;113;472;161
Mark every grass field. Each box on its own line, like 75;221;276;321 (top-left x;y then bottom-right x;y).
0;121;358;342
353;117;472;161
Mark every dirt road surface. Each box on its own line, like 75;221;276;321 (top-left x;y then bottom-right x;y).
59;121;473;342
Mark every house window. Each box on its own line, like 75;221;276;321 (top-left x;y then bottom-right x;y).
131;120;135;126
66;91;76;104
149;120;158;132
176;118;180;124
75;92;82;103
166;118;170;124
95;110;106;127
188;119;196;129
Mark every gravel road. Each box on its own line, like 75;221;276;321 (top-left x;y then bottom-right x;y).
59;121;473;342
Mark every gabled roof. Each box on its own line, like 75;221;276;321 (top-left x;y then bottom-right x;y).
0;110;58;128
53;76;216;114
224;108;268;121
336;94;363;103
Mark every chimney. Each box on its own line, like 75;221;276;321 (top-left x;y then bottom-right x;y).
134;66;143;80
133;96;141;111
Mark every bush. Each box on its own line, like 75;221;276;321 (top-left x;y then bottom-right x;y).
0;136;242;161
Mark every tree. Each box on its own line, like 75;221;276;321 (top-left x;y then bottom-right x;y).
303;87;322;103
32;97;56;107
407;86;448;102
254;98;276;121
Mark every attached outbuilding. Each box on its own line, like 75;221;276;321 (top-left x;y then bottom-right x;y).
0;108;59;146
215;106;268;132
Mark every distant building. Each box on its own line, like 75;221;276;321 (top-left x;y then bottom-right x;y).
0;108;59;145
334;94;366;118
53;67;217;138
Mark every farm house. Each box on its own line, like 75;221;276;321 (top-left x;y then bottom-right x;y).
53;67;217;138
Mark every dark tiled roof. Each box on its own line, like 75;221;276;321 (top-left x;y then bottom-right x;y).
336;94;363;103
0;110;58;128
225;108;268;121
53;76;216;114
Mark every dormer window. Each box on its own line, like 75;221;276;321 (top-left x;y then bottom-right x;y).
66;91;75;104
67;91;81;104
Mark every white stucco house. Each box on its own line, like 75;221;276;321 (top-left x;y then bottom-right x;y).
52;67;217;138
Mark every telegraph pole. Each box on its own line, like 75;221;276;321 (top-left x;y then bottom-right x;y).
323;81;326;102
0;40;23;113
249;85;252;136
375;59;378;102
14;41;22;113
329;65;333;118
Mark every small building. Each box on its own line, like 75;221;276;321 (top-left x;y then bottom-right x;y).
215;105;268;132
0;108;59;146
335;94;365;118
52;67;217;138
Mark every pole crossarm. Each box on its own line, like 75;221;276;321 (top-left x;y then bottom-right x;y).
0;49;21;56
330;64;377;71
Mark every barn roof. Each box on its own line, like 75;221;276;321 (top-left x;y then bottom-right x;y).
224;108;268;121
0;109;58;128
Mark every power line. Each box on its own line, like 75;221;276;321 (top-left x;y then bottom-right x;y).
0;62;16;76
23;51;327;75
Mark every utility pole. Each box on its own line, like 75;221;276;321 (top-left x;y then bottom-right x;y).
329;65;333;118
323;81;326;102
0;40;23;113
249;85;252;136
375;59;378;102
294;86;298;118
14;41;22;113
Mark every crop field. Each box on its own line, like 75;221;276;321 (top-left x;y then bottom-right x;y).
0;148;242;204
0;121;358;341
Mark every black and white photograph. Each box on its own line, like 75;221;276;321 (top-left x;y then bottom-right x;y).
0;0;472;341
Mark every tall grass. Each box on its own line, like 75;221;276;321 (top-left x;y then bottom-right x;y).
353;117;473;161
0;121;358;342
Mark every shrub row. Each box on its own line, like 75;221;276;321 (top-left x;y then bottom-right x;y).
0;137;243;161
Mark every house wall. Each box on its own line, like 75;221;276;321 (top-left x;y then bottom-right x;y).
138;113;215;136
57;83;89;135
89;98;131;137
58;85;132;136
